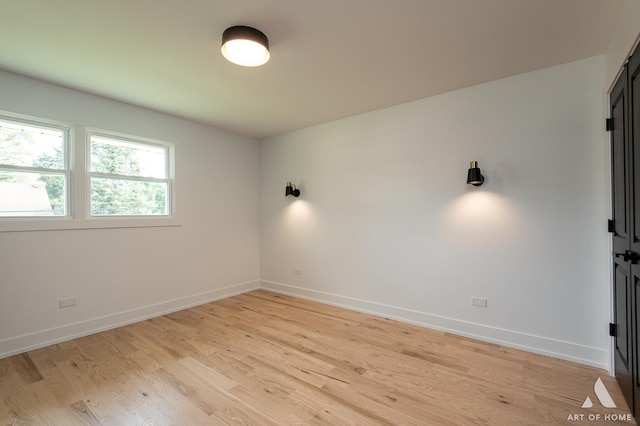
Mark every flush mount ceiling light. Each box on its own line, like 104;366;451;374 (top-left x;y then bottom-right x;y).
221;25;270;67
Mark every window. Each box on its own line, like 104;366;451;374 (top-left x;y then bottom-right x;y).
0;110;178;232
88;133;172;216
0;116;69;217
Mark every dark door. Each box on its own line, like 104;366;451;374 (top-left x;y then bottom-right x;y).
629;45;640;415
611;43;640;416
611;66;633;410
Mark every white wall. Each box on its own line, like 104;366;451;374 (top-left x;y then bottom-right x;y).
260;56;610;368
0;70;261;358
0;53;619;369
605;0;640;89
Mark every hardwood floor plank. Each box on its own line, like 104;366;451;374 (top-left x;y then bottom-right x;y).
12;353;43;383
0;290;635;425
40;364;85;407
69;399;103;425
176;357;280;425
0;372;84;426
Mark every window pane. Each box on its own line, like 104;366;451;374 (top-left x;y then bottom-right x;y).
90;136;167;178
0;119;65;169
90;177;167;216
0;170;66;216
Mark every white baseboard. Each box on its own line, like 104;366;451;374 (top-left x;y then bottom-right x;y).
260;280;610;371
1;279;609;371
0;280;260;360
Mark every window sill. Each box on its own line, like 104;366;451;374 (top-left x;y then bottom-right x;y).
0;216;182;233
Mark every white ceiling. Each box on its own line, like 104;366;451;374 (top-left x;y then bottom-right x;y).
0;0;626;139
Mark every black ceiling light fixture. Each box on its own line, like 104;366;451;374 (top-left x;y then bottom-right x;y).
466;161;485;186
285;182;300;198
221;25;270;67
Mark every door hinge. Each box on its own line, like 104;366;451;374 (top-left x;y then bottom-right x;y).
606;118;614;132
610;323;617;337
608;219;615;233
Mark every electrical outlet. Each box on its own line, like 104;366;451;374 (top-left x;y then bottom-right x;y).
471;297;487;308
59;298;76;308
294;267;302;275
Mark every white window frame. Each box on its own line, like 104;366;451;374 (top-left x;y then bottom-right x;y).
0;111;179;232
0;112;71;219
86;130;174;219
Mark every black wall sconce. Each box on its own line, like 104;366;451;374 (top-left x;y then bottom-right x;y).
466;161;485;186
285;182;300;197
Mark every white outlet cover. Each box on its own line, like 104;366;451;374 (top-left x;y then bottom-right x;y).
471;297;487;308
59;298;77;308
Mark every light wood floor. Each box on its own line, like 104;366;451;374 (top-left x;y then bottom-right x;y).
0;290;635;425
